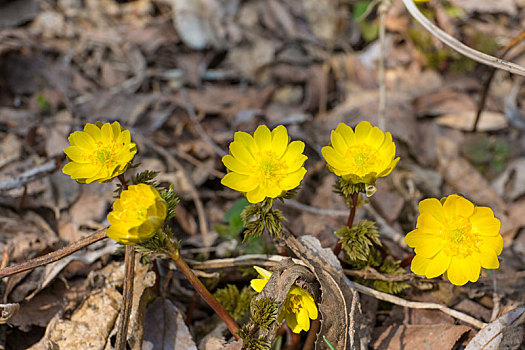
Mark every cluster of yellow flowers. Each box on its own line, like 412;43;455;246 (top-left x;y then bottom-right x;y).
63;121;167;245
220;122;503;289
62;119;504;335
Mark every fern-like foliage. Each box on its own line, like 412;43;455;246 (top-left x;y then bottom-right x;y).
373;258;411;295
159;185;180;221
238;326;270;350
213;285;255;321
238;297;278;350
336;220;382;265
241;199;286;240
132;170;160;187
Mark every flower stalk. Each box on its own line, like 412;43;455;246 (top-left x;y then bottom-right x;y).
163;236;241;339
334;191;360;257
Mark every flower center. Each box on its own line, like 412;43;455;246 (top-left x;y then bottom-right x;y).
253;151;287;187
344;145;380;176
284;294;303;314
442;216;481;257
90;142;118;168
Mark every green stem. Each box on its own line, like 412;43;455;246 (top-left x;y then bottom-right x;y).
164;239;241;340
334;191;360;256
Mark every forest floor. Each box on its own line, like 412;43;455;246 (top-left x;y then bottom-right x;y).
0;0;525;349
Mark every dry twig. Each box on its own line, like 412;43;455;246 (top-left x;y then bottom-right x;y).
353;282;486;329
0;228;107;279
402;0;525;76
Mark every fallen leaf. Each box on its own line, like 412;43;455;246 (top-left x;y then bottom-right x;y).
371;324;472;350
142;298;197;350
465;307;525;350
436;111;508;131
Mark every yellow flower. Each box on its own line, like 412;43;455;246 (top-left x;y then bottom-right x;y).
107;184;168;244
250;266;318;333
221;125;307;203
405;195;503;286
63;121;137;183
321;121;399;186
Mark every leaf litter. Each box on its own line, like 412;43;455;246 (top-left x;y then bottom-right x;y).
0;0;524;349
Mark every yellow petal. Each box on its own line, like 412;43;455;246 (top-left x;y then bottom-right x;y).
410;254;431;275
101;122;113;141
254;125;272;151
354;121;372;144
335;123;355;145
364;126;385;150
481;234;503;255
264;183;283;198
271;125;289;158
246;186;267;203
221;173;258;192
295;308;310;332
417;213;444;234
62;162;99;179
463;255;481;282
230;141;255;165
250;278;268;293
322;146;347;172
285;311;299;333
475;246;500;269
418;198;446;223
234;131;258;153
84;123;102;141
378;157;399;177
283;140;305;158
254;266;273;279
85;168;107;183
63;146;88;163
222;155;252;175
425;251;451;278
443;195;474;218
116;129;131;146
331;130;348;154
281;153;307;173
404;229;427;247
470;207;500;236
446;257;469;286
414;237;444;258
111;121;121;140
279;168;306;190
69;131;96;150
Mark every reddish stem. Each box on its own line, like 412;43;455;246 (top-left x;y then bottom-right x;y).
333;191;360;256
165;241;240;340
117;174;128;190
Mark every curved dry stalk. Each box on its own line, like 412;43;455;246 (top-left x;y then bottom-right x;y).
353;282;486;329
401;0;525;76
0;228;107;279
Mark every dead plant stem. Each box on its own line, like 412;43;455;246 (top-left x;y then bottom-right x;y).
116;175;134;350
378;0;389;130
0;228;107;279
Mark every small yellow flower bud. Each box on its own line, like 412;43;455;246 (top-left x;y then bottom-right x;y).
107;184;168;244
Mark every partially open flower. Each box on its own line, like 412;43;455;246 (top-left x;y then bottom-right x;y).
250;266;318;333
107;184;167;244
221;125;307;203
321;121;399;186
405;195;503;286
63;121;137;183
